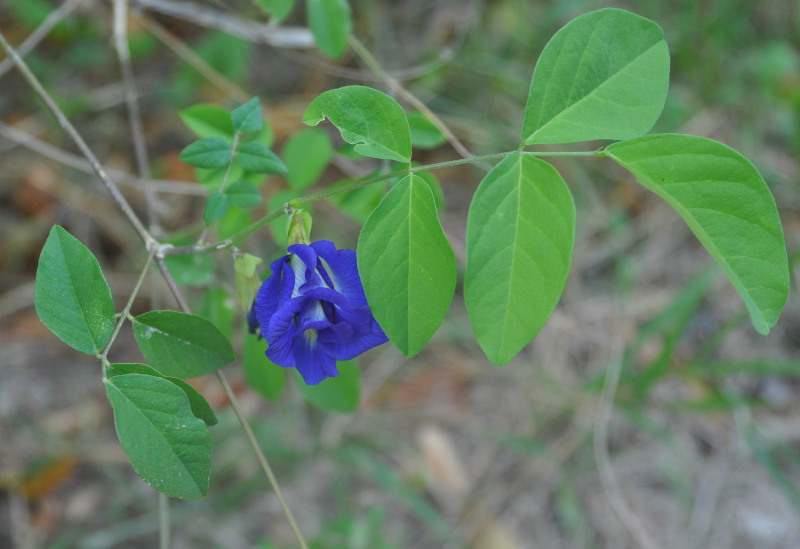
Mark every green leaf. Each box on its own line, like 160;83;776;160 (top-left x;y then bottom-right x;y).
407;111;446;149
105;373;211;499
412;169;445;210
254;0;296;23
243;332;286;402
204;191;229;223
605;134;789;334
234;253;263;311
108;363;218;427
465;153;575;365
522;8;670;145
162;245;214;287
35;226;115;355
132;311;236;378
358;174;456;356
303;86;412;163
218;207;253;240
296;360;359;412
178;104;234;139
230;97;263;134
236;141;287;173
180;137;232;168
224;180;262;208
283;128;333;189
307;0;351;59
326;178;385;224
195;163;239;189
198;287;237;342
248;123;275;149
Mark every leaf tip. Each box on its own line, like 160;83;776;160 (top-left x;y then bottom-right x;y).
302;109;324;127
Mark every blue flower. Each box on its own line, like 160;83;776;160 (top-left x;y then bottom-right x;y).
251;241;388;385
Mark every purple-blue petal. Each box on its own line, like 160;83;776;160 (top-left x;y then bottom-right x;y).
251;240;388;385
292;331;338;385
311;241;369;308
246;302;259;335
320;319;388;361
264;296;307;368
254;255;291;330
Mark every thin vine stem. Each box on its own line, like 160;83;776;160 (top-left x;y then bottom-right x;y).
99;247;157;369
158;492;170;549
213;370;309;549
195;133;239;245
218;133;240;194
164;148;602;256
349;35;479;163
594;347;660;549
112;6;171;545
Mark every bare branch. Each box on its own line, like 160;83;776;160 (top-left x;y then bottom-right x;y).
139;15;250;102
114;0;159;233
0;122;207;196
128;0;315;48
594;348;661;549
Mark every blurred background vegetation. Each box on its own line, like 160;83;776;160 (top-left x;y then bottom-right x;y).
0;0;798;548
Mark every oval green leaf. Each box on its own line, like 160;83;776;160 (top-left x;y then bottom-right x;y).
465;153;575;365
283;128;333;189
162;241;215;287
307;0;351;59
296;359;359;412
243;331;286;402
522;8;670;145
204;191;229;223
230;97;263;134
605;134;789;335
218;205;253;240
358;174;456;356
105;373;212;499
180;137;232;168
225;180;262;208
179;104;234;139
407;111;446;149
303;85;412;163
132;311;236;378
255;0;296;23
236;141;287;173
108;363;218;426
35;226;115;355
198;287;237;342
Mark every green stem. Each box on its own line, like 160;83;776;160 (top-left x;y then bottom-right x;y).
522;149;605;157
164;151;518;256
158;492;170;549
196;134;240;244
218;133;239;194
98;247;157;370
164;148;601;256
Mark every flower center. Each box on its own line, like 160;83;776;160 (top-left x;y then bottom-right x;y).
304;329;318;345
